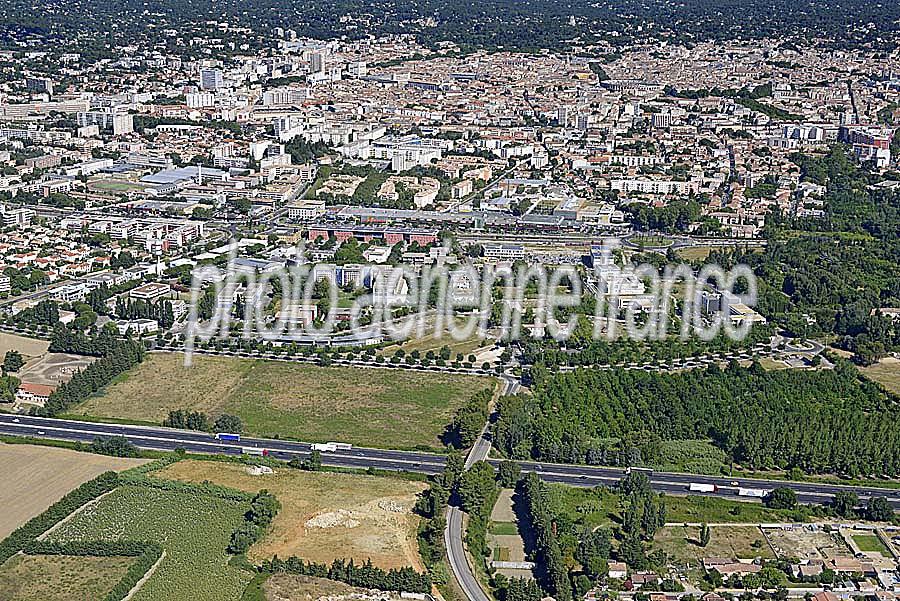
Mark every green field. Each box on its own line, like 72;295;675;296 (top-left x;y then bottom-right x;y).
545;483;802;530
72;352;495;449
47;484;251;601
89;179;145;192
489;522;520;536
0;553;136;601
853;534;889;554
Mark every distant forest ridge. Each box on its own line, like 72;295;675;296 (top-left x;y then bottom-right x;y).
1;0;899;56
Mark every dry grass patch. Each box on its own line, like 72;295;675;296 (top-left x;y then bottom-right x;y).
75;352;494;449
862;358;900;395
653;526;773;567
0;443;148;539
0;553;136;601
0;332;49;359
155;459;426;570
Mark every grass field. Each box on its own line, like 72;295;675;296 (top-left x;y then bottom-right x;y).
47;484;251;601
653;526;773;567
155;459;426;569
0;553;136;601
545;484;799;531
665;495;798;524
89;179;145;192
862;358;900;395
0;332;49;360
73;352;495;449
0;443;149;539
853;534;889;554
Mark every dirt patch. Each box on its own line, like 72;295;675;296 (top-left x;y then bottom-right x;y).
764;526;849;561
0;443;149;539
17;353;97;387
155;459;426;570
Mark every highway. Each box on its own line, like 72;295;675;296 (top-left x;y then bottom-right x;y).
2;413;899;507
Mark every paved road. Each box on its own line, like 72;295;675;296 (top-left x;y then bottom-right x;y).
445;374;518;601
2;413;899;507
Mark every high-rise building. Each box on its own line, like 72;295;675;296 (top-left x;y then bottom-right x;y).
308;51;326;74
25;77;54;96
76;111;134;135
199;68;224;91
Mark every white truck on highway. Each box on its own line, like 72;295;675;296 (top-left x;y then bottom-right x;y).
738;487;768;498
689;482;717;493
310;442;351;452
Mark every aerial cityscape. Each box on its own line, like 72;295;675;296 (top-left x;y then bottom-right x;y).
0;1;900;601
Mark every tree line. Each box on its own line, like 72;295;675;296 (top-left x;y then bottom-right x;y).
258;556;431;594
38;332;145;417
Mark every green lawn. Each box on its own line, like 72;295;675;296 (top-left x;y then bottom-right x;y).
489;522;520;536
72;352;495;450
47;484;251;601
853;534;889;554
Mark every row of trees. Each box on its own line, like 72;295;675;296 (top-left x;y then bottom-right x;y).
38;334;145;417
258;556;432;594
495;360;900;476
114;297;176;329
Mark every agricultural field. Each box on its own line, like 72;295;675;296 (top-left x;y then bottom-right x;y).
0;553;136;601
0;443;148;539
47;484;252;601
653;526;774;567
262;574;406;601
72;352;494;449
155;459;426;569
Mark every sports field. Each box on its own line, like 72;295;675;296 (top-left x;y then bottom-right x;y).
73;352;495;449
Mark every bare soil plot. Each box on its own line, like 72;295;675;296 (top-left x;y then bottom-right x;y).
263;574;406;601
17;352;97;387
0;553;136;601
74;352;494;449
653;526;773;567
763;526;847;561
155;459;426;570
0;443;149;539
0;332;49;359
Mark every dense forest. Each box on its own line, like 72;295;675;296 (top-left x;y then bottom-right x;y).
494;360;900;476
2;0;899;60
